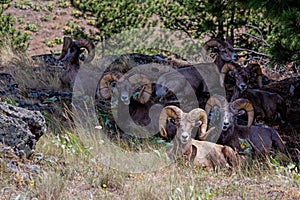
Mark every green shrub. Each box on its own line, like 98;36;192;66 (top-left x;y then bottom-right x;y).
0;13;29;51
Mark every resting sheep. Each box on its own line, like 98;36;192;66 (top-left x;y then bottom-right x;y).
52;37;95;90
206;94;286;156
95;65;176;135
96;70;152;106
155;65;210;110
159;105;239;170
204;38;238;87
222;63;286;123
203;38;238;72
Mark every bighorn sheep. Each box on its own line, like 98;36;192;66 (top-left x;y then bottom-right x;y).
206;94;286;156
221;62;286;123
204;38;237;68
244;61;264;88
96;70;152;106
203;38;239;87
155;66;209;110
52;37;95;90
222;64;286;120
159;105;239;170
159;105;209;141
221;62;263;91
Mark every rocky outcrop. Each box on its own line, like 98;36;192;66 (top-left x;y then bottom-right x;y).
0;102;47;158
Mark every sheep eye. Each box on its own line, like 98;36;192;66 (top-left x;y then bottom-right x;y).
110;81;117;87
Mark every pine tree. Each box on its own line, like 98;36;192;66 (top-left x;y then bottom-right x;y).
156;0;271;50
0;1;29;50
240;0;300;65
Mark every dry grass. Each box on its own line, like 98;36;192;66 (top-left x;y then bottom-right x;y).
1;117;299;200
0;20;299;200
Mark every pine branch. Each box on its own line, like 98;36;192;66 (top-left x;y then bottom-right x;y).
235;47;272;58
237;24;271;48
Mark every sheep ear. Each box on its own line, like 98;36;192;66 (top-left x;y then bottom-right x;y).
190;144;198;162
193;120;202;127
228;71;235;77
199;127;215;140
160;127;168;138
237;110;246;116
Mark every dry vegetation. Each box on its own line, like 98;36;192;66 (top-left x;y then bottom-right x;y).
1;126;300;199
0;50;299;199
0;1;299;199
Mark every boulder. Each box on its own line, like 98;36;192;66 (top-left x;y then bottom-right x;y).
0;102;47;158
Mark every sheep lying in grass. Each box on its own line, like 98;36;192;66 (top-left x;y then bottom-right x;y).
159;105;239;170
206;94;286;156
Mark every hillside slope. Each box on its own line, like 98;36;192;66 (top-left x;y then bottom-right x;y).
3;0;98;56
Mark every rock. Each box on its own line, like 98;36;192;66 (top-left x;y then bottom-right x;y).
0;73;18;95
0;102;47;158
31;53;66;66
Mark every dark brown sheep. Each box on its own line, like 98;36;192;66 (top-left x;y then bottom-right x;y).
52;37;95;90
206;94;286;156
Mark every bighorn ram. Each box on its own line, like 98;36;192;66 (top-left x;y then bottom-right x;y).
206;95;286;156
204;38;238;87
96;70;152;106
221;62;263;92
52;37;95;90
203;38;238;71
244;61;264;88
223;63;286;123
159;105;239;170
159;105;209;141
155;66;209;110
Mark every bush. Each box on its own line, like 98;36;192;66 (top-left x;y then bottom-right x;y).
0;2;29;51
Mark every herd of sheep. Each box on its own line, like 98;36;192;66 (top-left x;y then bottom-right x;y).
50;36;299;170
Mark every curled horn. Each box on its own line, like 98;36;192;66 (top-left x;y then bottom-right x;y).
98;71;122;100
76;38;95;63
52;37;73;60
205;94;228;115
188;108;208;140
203;39;222;51
230;98;254;127
159;106;182;138
249;62;263;88
221;63;236;74
128;74;152;104
219;63;236;87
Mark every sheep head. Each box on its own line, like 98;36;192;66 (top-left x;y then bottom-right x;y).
159;105;209;142
221;61;263;90
204;38;238;63
245;61;263;88
221;63;248;91
52;37;95;66
97;71;152;106
97;71;123;101
205;94;254;131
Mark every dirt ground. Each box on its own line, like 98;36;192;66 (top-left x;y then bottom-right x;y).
3;0;98;56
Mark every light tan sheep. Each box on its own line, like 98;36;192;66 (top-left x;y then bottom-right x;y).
159;105;239;170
